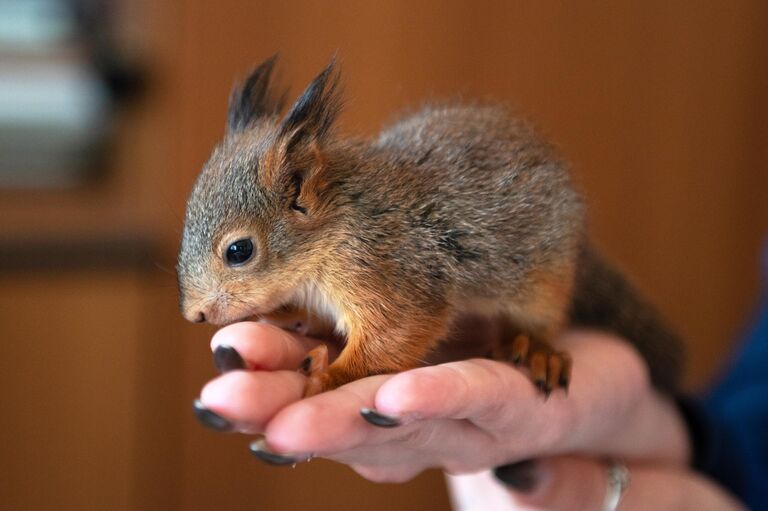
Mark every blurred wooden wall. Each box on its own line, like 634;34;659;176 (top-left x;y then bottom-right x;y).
2;1;766;510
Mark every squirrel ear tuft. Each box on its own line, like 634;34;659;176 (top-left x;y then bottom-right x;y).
279;56;342;146
227;54;284;132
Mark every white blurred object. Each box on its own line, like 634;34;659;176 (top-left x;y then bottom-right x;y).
0;0;74;49
447;471;518;511
0;0;111;188
0;62;110;188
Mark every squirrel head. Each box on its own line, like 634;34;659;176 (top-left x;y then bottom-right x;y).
177;56;344;324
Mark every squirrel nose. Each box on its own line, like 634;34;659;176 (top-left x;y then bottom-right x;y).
183;307;208;323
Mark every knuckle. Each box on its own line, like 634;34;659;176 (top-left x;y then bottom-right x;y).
400;422;440;450
287;399;327;425
380;370;440;413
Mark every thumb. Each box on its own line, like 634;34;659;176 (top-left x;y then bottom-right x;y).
495;457;610;511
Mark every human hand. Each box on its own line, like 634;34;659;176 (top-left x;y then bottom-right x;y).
195;322;688;482
448;456;744;511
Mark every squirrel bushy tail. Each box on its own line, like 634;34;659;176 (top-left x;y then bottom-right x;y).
569;245;684;393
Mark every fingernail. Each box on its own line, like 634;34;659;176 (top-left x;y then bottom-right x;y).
493;459;539;492
249;438;306;466
213;344;247;373
360;408;401;428
192;399;234;432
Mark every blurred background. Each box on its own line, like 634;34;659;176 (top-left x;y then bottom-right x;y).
0;1;766;510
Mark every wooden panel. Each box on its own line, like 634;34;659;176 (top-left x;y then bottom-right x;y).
0;272;138;508
0;268;187;511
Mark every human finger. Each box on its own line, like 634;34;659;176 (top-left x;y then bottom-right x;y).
368;332;651;458
263;374;508;472
263;373;491;459
498;456;606;510
210;321;322;372
197;369;306;433
375;331;645;423
263;374;391;454
371;358;540;427
349;463;427;484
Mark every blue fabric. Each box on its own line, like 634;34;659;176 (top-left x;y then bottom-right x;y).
696;244;768;509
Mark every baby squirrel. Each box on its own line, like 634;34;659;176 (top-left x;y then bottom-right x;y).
178;56;683;396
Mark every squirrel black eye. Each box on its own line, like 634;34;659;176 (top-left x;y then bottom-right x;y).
225;239;254;266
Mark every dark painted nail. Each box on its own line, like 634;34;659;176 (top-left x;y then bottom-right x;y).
249;438;301;466
193;399;234;432
493;459;539;492
360;408;401;428
213;344;247;373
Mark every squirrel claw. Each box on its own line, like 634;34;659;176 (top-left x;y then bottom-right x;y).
510;333;530;365
533;351;571;397
301;345;330;397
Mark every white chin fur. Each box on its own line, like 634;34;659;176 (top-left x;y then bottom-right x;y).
291;281;346;335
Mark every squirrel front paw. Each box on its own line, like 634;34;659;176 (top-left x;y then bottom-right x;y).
299;345;331;397
299;345;381;396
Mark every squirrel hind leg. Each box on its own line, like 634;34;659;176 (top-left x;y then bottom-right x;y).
491;330;572;396
527;344;572;396
490;258;575;395
492;295;572;396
